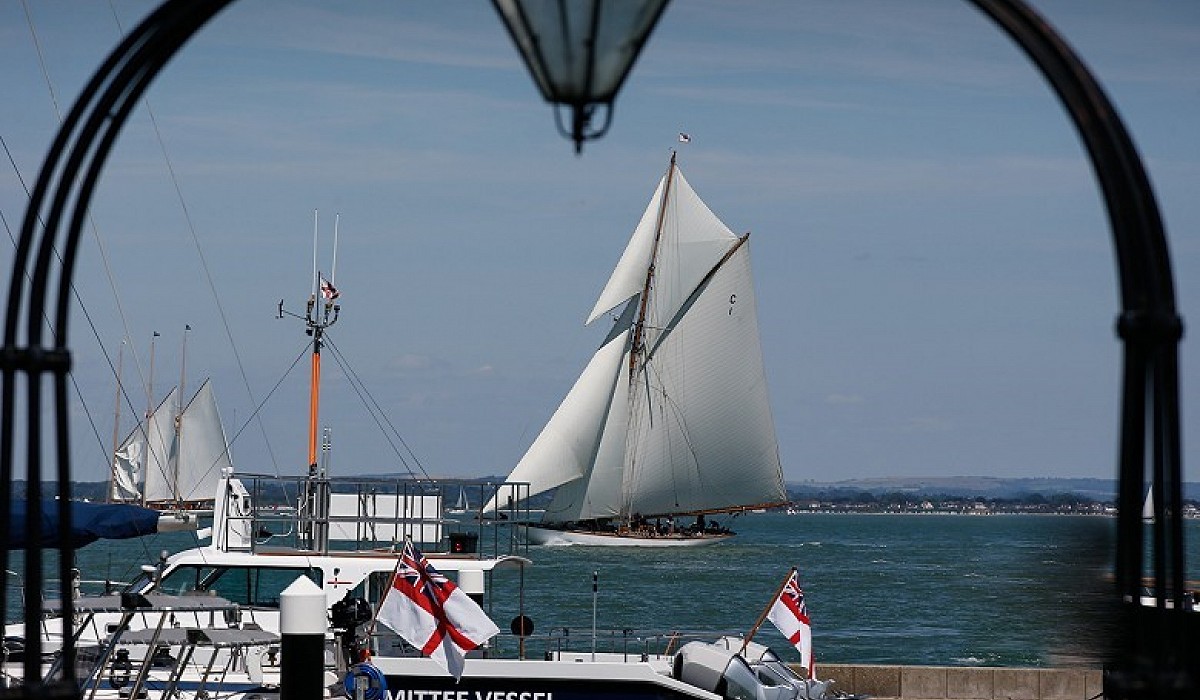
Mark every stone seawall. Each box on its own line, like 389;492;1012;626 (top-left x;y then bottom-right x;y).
807;664;1103;700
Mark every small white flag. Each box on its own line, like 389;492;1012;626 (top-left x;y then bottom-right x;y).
678;132;691;143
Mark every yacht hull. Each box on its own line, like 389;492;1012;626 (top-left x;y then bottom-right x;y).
524;525;731;547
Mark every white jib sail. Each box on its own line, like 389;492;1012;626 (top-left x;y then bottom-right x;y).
542;300;640;522
483;321;631;514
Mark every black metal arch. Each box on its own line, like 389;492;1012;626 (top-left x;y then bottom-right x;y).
0;1;1192;697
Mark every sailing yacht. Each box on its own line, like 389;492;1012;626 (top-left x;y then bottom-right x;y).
447;485;471;515
110;379;232;511
486;152;787;545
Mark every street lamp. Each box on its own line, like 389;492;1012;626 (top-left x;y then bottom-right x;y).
492;0;670;153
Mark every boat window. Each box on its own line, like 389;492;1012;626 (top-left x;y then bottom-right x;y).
721;655;761;700
122;572;153;594
761;658;805;682
362;571;396;606
755;664;790;687
158;565;319;607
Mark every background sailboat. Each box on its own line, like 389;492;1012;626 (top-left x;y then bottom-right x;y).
110;379;233;510
447;486;471;515
487;152;787;545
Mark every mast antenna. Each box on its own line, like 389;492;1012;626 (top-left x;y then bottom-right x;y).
278;214;342;479
280;213;343;551
332;213;340;286
311;209;319;298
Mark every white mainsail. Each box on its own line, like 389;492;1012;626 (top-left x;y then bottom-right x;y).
112;380;230;506
489;155;786;522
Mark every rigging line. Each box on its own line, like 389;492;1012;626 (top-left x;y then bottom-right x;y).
20;3;140;380
177;340;313;508
18;5;154;473
106;1;284;481
323;335;430;481
3;134;132;482
644;360;702;505
322;335;433;482
20;0;61;118
222;339;312;480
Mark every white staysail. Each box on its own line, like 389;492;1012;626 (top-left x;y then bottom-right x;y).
543;301;638;522
494;154;786;526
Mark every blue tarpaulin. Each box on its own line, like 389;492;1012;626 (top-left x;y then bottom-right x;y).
7;500;162;549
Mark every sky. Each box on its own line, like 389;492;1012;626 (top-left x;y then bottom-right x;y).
1;1;1198;490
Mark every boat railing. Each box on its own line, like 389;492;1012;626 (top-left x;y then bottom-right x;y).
484;627;744;662
5;569;136;625
222;473;532;558
38;592;278;700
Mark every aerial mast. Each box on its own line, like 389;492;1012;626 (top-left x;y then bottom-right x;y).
280;212;341;550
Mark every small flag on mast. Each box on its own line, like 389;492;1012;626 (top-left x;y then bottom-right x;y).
319;276;340;300
678;132;691;143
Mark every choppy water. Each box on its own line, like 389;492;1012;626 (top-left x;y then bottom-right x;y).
8;513;1199;669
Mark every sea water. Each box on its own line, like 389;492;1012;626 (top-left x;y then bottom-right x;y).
8;513;1198;669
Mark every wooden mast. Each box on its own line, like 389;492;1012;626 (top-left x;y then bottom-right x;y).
173;324;190;504
107;339;125;503
142;330;159;507
620;151;677;529
628;149;677;376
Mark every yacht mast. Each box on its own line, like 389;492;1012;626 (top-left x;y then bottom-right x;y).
172;324;191;504
107;339;125;503
628;150;677;377
142;331;160;507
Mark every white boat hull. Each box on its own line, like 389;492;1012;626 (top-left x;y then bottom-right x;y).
525;525;732;547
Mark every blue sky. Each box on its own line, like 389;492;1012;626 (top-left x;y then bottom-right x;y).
2;1;1198;488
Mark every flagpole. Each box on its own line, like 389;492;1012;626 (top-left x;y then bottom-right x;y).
365;540;407;641
741;567;796;654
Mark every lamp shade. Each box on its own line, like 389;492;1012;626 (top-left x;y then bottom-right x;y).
493;0;670;150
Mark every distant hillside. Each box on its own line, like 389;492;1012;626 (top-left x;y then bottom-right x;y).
34;475;1200;504
785;476;1199;502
